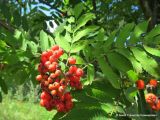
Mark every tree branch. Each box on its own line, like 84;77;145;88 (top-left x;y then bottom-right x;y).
139;0;152;19
152;0;158;26
0;20;14;32
139;0;156;29
92;0;96;12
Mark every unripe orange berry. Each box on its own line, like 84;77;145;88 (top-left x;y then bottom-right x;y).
149;79;158;87
55;70;61;77
58;86;66;93
51;90;57;96
36;75;42;81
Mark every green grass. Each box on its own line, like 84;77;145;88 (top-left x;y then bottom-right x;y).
0;96;57;120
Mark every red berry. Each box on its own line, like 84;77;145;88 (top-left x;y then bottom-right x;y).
46;106;53;111
69;66;77;74
48;77;53;83
68;57;76;64
48;64;56;72
136;80;145;90
57;48;64;56
60;79;67;86
52;82;60;89
52;45;59;51
75;68;84;77
145;93;157;105
52;52;59;59
47;50;53;57
76;83;82;90
36;75;42;81
44;81;49;86
50;73;56;79
65;101;73;111
41;56;47;64
56;103;65;112
151;104;158;111
44;61;51;68
40;99;48;107
48;84;54;90
49;56;56;63
55;70;61;77
64;92;72;101
41;51;48;57
156;100;160;111
40;91;51;100
149;79;158;87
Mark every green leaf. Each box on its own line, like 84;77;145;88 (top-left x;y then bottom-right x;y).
73;26;99;42
131;47;159;78
144;25;160;43
127;70;138;83
83;45;94;62
48;35;55;48
14;29;22;39
103;30;117;52
130;21;148;44
116;23;134;47
39;30;49;51
5;54;19;65
85;80;119;102
64;31;72;42
96;56;120;89
125;87;138;102
64;24;72;33
95;28;105;41
53;104;106;120
70;40;88;53
75;13;95;32
19;34;27;51
14;69;28;85
53;81;120;120
0;77;8;94
60;53;68;60
59;61;66;71
87;64;94;84
73;3;84;19
107;52;133;73
116;48;142;73
68;16;75;23
55;34;70;52
27;41;38;54
0;40;7;52
143;45;160;57
90;115;109;120
0;92;2;102
70;55;85;64
101;103;124;113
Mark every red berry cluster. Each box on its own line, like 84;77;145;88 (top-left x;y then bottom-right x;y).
136;79;158;90
145;93;160;111
136;79;160;111
36;45;84;112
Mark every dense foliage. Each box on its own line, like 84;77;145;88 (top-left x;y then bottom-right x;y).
1;0;160;120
